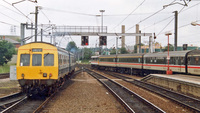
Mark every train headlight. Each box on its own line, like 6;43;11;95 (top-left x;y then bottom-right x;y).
43;73;47;77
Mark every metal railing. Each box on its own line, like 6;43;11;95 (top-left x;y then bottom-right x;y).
53;26;107;36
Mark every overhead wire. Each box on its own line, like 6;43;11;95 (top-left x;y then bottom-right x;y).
0;4;23;16
141;1;200;31
125;0;190;32
126;8;164;32
111;0;146;31
0;11;21;23
0;20;19;26
2;0;33;22
40;9;51;23
156;1;191;36
42;7;96;16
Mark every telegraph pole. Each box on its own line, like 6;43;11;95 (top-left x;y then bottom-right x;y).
136;24;139;53
35;6;39;42
174;11;178;51
99;10;105;33
121;25;125;48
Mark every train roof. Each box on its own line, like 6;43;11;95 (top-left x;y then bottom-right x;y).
187;49;200;55
23;42;75;55
144;50;191;57
99;54;116;58
117;53;144;57
99;53;144;58
25;42;56;47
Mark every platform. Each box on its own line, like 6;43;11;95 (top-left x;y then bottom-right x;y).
141;74;200;98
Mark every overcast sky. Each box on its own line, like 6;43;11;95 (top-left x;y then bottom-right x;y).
0;0;200;49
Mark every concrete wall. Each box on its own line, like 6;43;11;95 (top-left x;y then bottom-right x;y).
146;76;200;98
8;55;17;64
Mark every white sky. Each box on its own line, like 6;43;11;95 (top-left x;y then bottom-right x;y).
1;0;200;49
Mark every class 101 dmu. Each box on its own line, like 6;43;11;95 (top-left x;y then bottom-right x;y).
16;42;76;97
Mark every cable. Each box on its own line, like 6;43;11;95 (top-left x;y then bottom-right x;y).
3;0;33;22
0;4;23;16
0;20;19;26
142;15;174;30
141;1;199;31
156;17;174;36
23;25;52;41
126;8;164;32
112;0;146;31
0;11;21;23
42;7;96;16
40;9;51;23
156;1;190;36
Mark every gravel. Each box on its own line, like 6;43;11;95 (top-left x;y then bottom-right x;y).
0;78;20;97
42;71;126;113
96;70;193;113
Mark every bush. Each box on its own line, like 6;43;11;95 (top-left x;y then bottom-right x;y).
0;40;16;66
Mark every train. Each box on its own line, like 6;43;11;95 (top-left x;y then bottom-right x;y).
16;42;76;97
91;50;200;76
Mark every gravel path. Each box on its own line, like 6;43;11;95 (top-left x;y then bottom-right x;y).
42;71;126;113
0;78;20;97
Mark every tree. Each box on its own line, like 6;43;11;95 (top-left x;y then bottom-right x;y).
120;47;128;54
66;41;78;53
110;47;116;55
134;43;144;53
83;47;92;60
0;40;15;65
164;44;174;51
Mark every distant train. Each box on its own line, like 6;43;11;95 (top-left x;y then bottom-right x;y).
16;42;76;97
91;50;200;76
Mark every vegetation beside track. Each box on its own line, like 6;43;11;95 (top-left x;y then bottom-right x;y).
0;63;15;73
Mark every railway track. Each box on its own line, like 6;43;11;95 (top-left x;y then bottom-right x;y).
0;92;25;112
103;71;200;112
85;68;165;113
1;69;82;113
0;73;9;79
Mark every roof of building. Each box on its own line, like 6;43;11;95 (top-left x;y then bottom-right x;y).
4;38;20;44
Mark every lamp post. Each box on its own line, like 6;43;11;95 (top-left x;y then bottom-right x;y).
99;10;105;33
165;32;172;75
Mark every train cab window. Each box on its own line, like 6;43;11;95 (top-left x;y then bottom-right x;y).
44;54;54;66
32;54;42;66
20;54;30;66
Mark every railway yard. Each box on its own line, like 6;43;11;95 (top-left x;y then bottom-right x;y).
0;65;200;113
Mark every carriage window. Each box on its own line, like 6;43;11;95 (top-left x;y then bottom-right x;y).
195;57;199;65
20;54;30;66
138;58;140;63
44;54;54;66
32;54;42;66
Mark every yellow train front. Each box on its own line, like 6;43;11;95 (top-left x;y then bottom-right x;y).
16;42;75;97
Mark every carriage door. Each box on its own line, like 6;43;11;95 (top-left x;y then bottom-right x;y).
180;57;185;73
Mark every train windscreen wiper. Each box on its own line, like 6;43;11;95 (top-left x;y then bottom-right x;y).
44;53;49;59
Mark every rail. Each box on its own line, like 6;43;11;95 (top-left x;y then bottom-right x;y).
1;69;82;113
104;71;200;112
85;68;165;113
0;73;9;79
